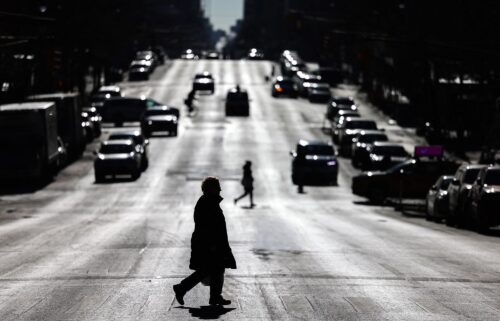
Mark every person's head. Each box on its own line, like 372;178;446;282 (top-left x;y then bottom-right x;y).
244;160;252;168
201;176;221;196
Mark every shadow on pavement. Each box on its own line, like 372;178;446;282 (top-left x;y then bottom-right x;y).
175;306;236;320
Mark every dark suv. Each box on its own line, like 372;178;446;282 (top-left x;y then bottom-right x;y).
469;165;500;232
291;140;338;191
352;159;458;203
225;87;250;116
101;97;163;127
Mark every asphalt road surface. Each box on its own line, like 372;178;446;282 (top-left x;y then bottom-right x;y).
1;60;500;321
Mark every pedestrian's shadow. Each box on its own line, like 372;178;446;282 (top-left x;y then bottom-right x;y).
175;305;235;320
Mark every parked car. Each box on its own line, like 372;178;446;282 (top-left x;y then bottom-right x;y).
351;130;389;167
225;87;250;116
337;118;378;155
307;83;332;103
94;140;142;182
426;175;454;221
293;72;322;97
469;165;500;232
291;140;338;191
352;159;459;203
360;142;410;171
135;50;158;67
446;164;486;227
91;87;121;109
101;97;163;126
140;106;180;137
271;76;298;98
331;110;361;139
192;72;215;94
108;131;149;170
326;97;357;121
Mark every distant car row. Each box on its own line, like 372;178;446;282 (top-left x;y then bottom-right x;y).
271;73;332;103
427;164;500;232
129;49;167;81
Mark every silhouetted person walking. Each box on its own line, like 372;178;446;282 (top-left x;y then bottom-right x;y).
185;89;196;113
234;161;255;207
173;177;237;306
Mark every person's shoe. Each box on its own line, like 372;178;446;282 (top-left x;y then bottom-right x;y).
233;198;237;205
173;284;185;305
209;296;231;305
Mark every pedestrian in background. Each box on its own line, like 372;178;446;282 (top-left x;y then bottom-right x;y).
234;161;255;207
173;177;236;306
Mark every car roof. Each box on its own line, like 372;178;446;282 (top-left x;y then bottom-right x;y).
372;141;404;147
99;86;120;92
102;139;134;146
358;130;385;135
298;139;331;147
0;102;54;111
109;131;142;138
196;71;212;76
346;117;376;123
28;92;79;99
458;164;487;170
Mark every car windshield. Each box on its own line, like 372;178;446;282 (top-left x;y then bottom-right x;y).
485;169;500;185
358;134;388;143
464;168;481;183
371;146;407;156
304;145;334;156
386;160;415;173
440;178;453;190
346;121;377;130
145;109;177;116
100;144;133;154
334;98;353;105
109;134;142;144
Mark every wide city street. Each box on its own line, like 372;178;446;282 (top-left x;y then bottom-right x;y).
1;60;499;321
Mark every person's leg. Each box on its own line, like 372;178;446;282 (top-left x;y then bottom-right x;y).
234;191;248;204
209;269;224;299
249;190;254;206
209;269;231;305
178;269;207;293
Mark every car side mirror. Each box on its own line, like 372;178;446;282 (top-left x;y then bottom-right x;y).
475;177;482;185
380;128;386;132
451;178;459;186
290;150;297;157
430;185;437;191
145;139;150;146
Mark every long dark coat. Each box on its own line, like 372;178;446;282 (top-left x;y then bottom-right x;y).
189;194;237;271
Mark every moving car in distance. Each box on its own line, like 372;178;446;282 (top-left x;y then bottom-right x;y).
204;51;220;60
140;106;180;137
108;131;149;170
192;72;215;94
81;111;96;142
82;106;102;137
225;86;250;116
446;164;486;227
291;140;338;192
360;142;410;171
351;130;389;167
271;76;298;98
326;96;358;122
181;49;198;60
307;83;332;103
129;62;150;81
247;48;264;60
426;175;454;222
352;158;459;203
469;165;500;232
94;140;142;182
